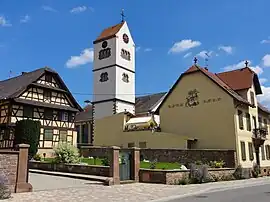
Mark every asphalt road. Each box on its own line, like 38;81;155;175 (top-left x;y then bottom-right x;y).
167;183;270;202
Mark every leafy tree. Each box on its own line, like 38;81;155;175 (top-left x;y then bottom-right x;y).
13;119;41;159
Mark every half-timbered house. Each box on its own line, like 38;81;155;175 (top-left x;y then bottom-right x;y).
0;67;82;156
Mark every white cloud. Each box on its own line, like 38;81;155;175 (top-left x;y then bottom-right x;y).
144;48;152;52
136;46;141;52
168;39;201;53
250;65;263;75
259;78;268;84
70;6;87;14
0;16;12;27
42;5;57;12
219;45;233;54
258;86;270;108
261;37;270;44
223;60;263;75
66;48;94;68
262;54;270;67
183;52;192;58
197;50;214;59
20;15;30;23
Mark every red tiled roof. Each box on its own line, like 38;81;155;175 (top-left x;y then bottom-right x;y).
216;68;254;91
93;22;124;44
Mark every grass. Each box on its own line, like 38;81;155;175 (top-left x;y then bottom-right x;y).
43;157;181;170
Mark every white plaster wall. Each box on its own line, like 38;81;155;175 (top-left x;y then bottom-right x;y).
94;101;114;120
93;66;116;102
116;101;135;114
115;67;135;103
93;38;116;70
115;22;135;72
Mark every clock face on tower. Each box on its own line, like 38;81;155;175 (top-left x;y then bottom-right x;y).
102;41;108;48
123;34;129;44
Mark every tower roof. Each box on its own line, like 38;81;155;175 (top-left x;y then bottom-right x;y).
93;22;125;44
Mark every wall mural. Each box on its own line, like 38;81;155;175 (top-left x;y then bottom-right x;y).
168;89;222;108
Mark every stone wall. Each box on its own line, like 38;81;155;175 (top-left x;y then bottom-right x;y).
29;161;110;177
140;149;236;168
0;151;18;192
139;168;235;185
0;144;32;193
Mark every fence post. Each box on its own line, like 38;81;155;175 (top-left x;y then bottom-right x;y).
131;147;140;182
15;144;33;193
108;146;120;185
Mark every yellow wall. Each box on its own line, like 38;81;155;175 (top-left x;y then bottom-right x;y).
234;85;270;167
94;113;188;148
159;71;237;149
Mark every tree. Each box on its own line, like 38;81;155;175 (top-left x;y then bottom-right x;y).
13;119;41;159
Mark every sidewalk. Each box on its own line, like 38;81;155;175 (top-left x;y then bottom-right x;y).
7;177;270;202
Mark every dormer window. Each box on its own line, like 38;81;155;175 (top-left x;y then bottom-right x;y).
45;74;52;83
250;91;255;106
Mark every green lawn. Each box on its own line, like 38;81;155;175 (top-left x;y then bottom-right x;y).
43;158;181;170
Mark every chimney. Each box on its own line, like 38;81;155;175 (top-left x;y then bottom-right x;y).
204;67;208;71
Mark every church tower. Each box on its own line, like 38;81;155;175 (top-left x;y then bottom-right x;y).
92;20;135;120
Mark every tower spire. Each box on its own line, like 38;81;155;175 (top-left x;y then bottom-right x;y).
121;9;125;22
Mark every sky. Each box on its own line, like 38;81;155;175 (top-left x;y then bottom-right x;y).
1;0;270;108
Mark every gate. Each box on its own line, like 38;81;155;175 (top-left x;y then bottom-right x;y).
119;151;131;181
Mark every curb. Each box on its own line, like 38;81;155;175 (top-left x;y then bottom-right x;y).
29;169;108;184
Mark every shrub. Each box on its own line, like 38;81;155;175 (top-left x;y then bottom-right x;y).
251;163;260;178
189;163;213;184
209;160;225;168
101;157;110;166
53;142;80;164
0;173;11;200
13;119;41;159
233;164;251;179
33;153;42;161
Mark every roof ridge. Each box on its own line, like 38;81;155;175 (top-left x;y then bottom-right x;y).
217;67;248;74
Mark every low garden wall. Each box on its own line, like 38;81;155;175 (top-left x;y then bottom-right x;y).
139;168;235;185
0;144;32;193
29;161;110;177
140;149;236;168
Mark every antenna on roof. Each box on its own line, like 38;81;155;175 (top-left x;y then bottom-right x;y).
121;9;125;22
205;52;210;68
8;70;12;78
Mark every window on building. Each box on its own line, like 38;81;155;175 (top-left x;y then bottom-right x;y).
23;106;33;118
43;90;51;101
238;110;244;130
246;113;251;131
45;74;52;82
44;109;53;120
44;129;53;141
128;142;135;148
261;144;266;160
139;142;147;148
248;142;254;161
59;130;67;142
62;112;69;121
240;141;246;161
252;116;257;129
250;92;255;106
258;117;262;128
266;145;270;160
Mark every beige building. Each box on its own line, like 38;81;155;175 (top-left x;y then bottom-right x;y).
75;20;270;168
0;67;82;156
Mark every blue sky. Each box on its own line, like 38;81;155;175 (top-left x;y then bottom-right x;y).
1;0;270;107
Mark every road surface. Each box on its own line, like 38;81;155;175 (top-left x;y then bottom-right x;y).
167;183;270;202
29;172;102;191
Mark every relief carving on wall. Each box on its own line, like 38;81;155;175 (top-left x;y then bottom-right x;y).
185;89;200;108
